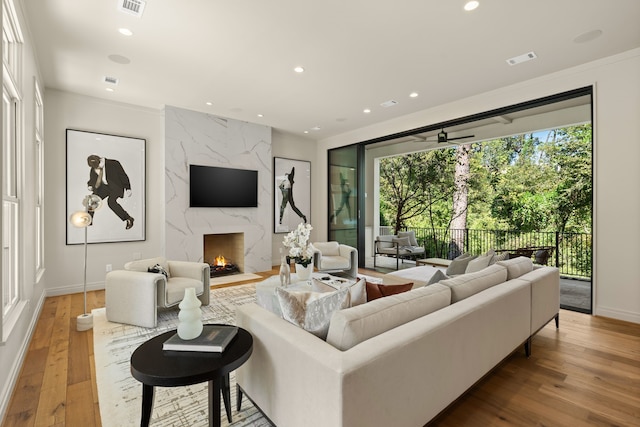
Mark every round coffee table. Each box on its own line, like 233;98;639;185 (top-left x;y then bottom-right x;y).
130;325;253;427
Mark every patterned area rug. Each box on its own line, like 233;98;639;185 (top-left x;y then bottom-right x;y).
93;283;274;427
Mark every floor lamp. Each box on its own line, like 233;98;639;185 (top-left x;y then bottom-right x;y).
69;194;103;331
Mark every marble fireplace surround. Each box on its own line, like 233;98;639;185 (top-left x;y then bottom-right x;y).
164;105;273;272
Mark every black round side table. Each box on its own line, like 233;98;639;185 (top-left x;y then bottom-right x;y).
130;325;253;427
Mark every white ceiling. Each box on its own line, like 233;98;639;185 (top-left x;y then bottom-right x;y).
22;0;640;139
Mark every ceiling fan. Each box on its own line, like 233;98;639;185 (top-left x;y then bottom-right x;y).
429;128;475;143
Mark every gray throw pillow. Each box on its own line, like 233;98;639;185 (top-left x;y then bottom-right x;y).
446;255;477;276
426;269;449;286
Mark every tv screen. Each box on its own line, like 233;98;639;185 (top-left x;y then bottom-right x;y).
189;165;258;208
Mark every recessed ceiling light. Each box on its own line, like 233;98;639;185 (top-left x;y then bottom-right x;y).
205;102;212;106
105;87;114;92
108;54;131;64
464;1;479;11
294;66;305;73
304;130;309;134
573;29;603;44
118;28;133;36
257;113;264;118
409;92;419;98
363;109;371;114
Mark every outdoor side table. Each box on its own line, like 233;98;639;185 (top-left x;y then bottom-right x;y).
130;325;253;427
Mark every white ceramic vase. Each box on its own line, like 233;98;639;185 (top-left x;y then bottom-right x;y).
295;259;313;281
177;287;203;340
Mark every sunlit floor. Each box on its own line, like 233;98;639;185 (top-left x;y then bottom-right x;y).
364;255;591;313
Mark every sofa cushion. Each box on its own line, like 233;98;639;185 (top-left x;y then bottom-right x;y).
446;255;476;276
365;281;413;301
326;283;451;351
376;235;395;249
439;264;508;303
397;231;419;247
312;277;367;306
275;287;350;339
497;256;534;280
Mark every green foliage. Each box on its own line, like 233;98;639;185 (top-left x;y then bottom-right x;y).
379;124;593;236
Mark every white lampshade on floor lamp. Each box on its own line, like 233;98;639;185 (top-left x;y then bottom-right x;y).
69;194;103;331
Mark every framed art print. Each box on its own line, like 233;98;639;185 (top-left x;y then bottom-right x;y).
274;157;310;233
66;129;146;244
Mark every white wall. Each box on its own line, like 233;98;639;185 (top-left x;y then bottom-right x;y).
43;91;165;295
315;48;640;324
271;129;317;265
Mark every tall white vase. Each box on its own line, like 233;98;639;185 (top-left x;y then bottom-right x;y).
177;287;203;340
295;259;314;280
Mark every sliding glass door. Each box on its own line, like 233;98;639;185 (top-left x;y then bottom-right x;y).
328;145;364;266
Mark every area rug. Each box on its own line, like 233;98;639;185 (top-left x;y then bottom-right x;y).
93;283;273;427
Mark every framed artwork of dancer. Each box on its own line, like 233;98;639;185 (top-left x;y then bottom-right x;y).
66;129;146;244
274;157;311;233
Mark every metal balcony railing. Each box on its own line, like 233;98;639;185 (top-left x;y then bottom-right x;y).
378;226;592;279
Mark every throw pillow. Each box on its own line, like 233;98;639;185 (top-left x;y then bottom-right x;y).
148;263;169;278
397;231;419;247
365;281;414;301
446;255;477;276
275;287;350;339
426;269;449;286
465;253;493;274
391;236;412;248
312;277;367;307
490;251;509;265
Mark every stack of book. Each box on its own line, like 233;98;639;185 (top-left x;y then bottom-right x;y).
163;324;238;353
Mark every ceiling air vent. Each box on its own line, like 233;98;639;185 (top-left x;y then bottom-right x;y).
380;100;398;108
117;0;146;17
103;76;119;85
506;51;537;66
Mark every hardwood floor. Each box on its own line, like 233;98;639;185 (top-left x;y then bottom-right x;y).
2;269;639;426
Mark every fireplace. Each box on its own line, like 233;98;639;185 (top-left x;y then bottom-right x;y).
203;233;244;277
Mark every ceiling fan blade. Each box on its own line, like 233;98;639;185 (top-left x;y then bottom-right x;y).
446;134;475;141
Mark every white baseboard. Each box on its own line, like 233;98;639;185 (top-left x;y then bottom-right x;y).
594;306;640;324
46;281;105;297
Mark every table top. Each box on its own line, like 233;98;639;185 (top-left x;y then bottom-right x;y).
130;325;253;387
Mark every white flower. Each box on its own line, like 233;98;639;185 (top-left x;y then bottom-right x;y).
283;223;313;264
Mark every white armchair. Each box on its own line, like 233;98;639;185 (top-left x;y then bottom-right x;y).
312;241;358;278
105;256;210;328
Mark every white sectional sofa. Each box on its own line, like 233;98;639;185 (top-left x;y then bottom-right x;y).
235;257;559;427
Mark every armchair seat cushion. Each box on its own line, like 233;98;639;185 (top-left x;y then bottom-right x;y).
319;256;351;270
166;277;205;305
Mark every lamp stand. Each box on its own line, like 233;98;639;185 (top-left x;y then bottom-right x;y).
77;213;93;331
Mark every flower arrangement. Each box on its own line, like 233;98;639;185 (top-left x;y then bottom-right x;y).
283;223;314;267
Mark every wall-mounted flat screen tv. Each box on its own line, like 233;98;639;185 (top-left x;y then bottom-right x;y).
189;165;258;208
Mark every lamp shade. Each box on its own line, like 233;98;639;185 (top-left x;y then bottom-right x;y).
83;194;103;212
69;210;92;228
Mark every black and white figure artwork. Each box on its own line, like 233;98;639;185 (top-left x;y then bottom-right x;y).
274;157;311;233
66;129;146;244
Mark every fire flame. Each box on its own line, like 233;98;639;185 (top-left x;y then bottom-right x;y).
214;255;227;266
